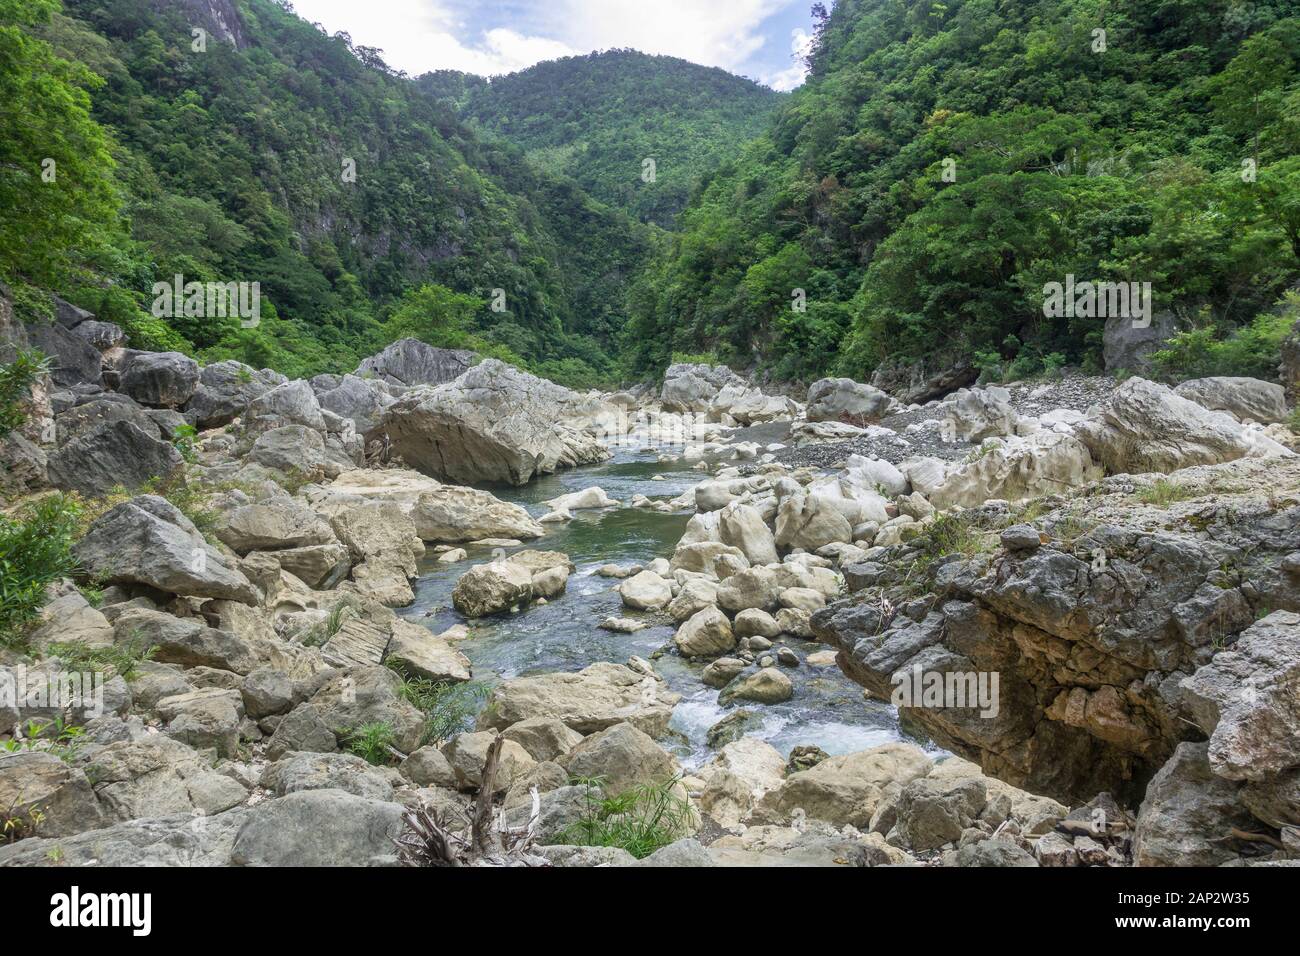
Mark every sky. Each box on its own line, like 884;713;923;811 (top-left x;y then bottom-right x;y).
287;0;819;91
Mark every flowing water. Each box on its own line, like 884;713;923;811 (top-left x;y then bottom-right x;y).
400;438;905;769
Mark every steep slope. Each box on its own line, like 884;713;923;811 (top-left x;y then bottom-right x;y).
626;0;1300;384
10;0;650;384
433;50;783;226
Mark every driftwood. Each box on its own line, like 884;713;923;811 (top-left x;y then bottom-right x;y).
394;735;550;867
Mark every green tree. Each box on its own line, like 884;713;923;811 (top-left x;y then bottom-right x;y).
0;0;118;288
384;283;482;347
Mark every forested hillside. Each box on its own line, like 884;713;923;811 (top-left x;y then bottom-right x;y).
2;0;651;385
625;0;1300;383
425;51;782;226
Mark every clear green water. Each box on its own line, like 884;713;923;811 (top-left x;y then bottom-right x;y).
400;441;903;767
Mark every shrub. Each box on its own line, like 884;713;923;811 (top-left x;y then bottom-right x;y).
1149;304;1294;383
343;722;398;765
0;494;81;645
0;350;51;438
390;667;490;746
561;776;695;859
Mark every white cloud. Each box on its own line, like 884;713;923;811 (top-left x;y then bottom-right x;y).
289;0;804;79
548;0;791;73
289;0;572;76
761;26;812;91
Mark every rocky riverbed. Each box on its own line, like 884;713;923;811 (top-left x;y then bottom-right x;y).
2;316;1300;867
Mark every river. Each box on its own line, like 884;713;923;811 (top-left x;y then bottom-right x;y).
399;435;906;769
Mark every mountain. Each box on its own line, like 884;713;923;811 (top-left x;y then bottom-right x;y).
624;0;1300;383
429;50;784;226
2;0;654;385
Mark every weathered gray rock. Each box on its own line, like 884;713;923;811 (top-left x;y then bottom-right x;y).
500;717;584;763
775;494;853;551
452;560;534;617
381;359;610;485
751;744;933;828
185;360;285;429
1132;742;1256;867
1173;376;1289;424
0;751;108;837
718;502;779;565
47;419;183;495
618;570;674;611
114;607;258;675
55;394;158;445
355;338;476;387
213;498;337;554
0;813;244;867
806;377;896;422
478;662;681;737
719;666;793;705
1077;377;1291;475
24;319;102;386
74;496;259;603
1178;610;1300;781
442;731;537;792
660;363;745;412
86;736;248;820
409;484;544;542
244;379;326;431
260;752;395;800
118;351;200;407
674;606;735;657
230;789;403;866
317;374;394;435
557;723;680;797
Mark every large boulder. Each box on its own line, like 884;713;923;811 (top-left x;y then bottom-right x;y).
317;374;394;436
617;570;673;611
660;363;745;413
478;662;681;737
751;743;933;828
557;723;681;797
355;338;476;387
213;498;338;554
46;419;183;496
1132;742;1256;867
185;360;285;429
1178;610;1300;781
718;502;778;565
1077;377;1292;475
774;494;853;551
674;606;735;657
74;495;259;603
24;320;102;387
939;386;1020;442
1173;376;1289;425
55;394;159;445
806;377;896;422
86;736;249;820
229;789;404;866
329;500;423;607
118;351;200;407
381;360;610;485
0;752;109;837
244;379;326;432
1102;309;1179;374
918;431;1102;509
409;484;544;542
451;560;534;618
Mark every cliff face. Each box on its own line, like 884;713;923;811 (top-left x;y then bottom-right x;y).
156;0;248;48
814;457;1300;806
